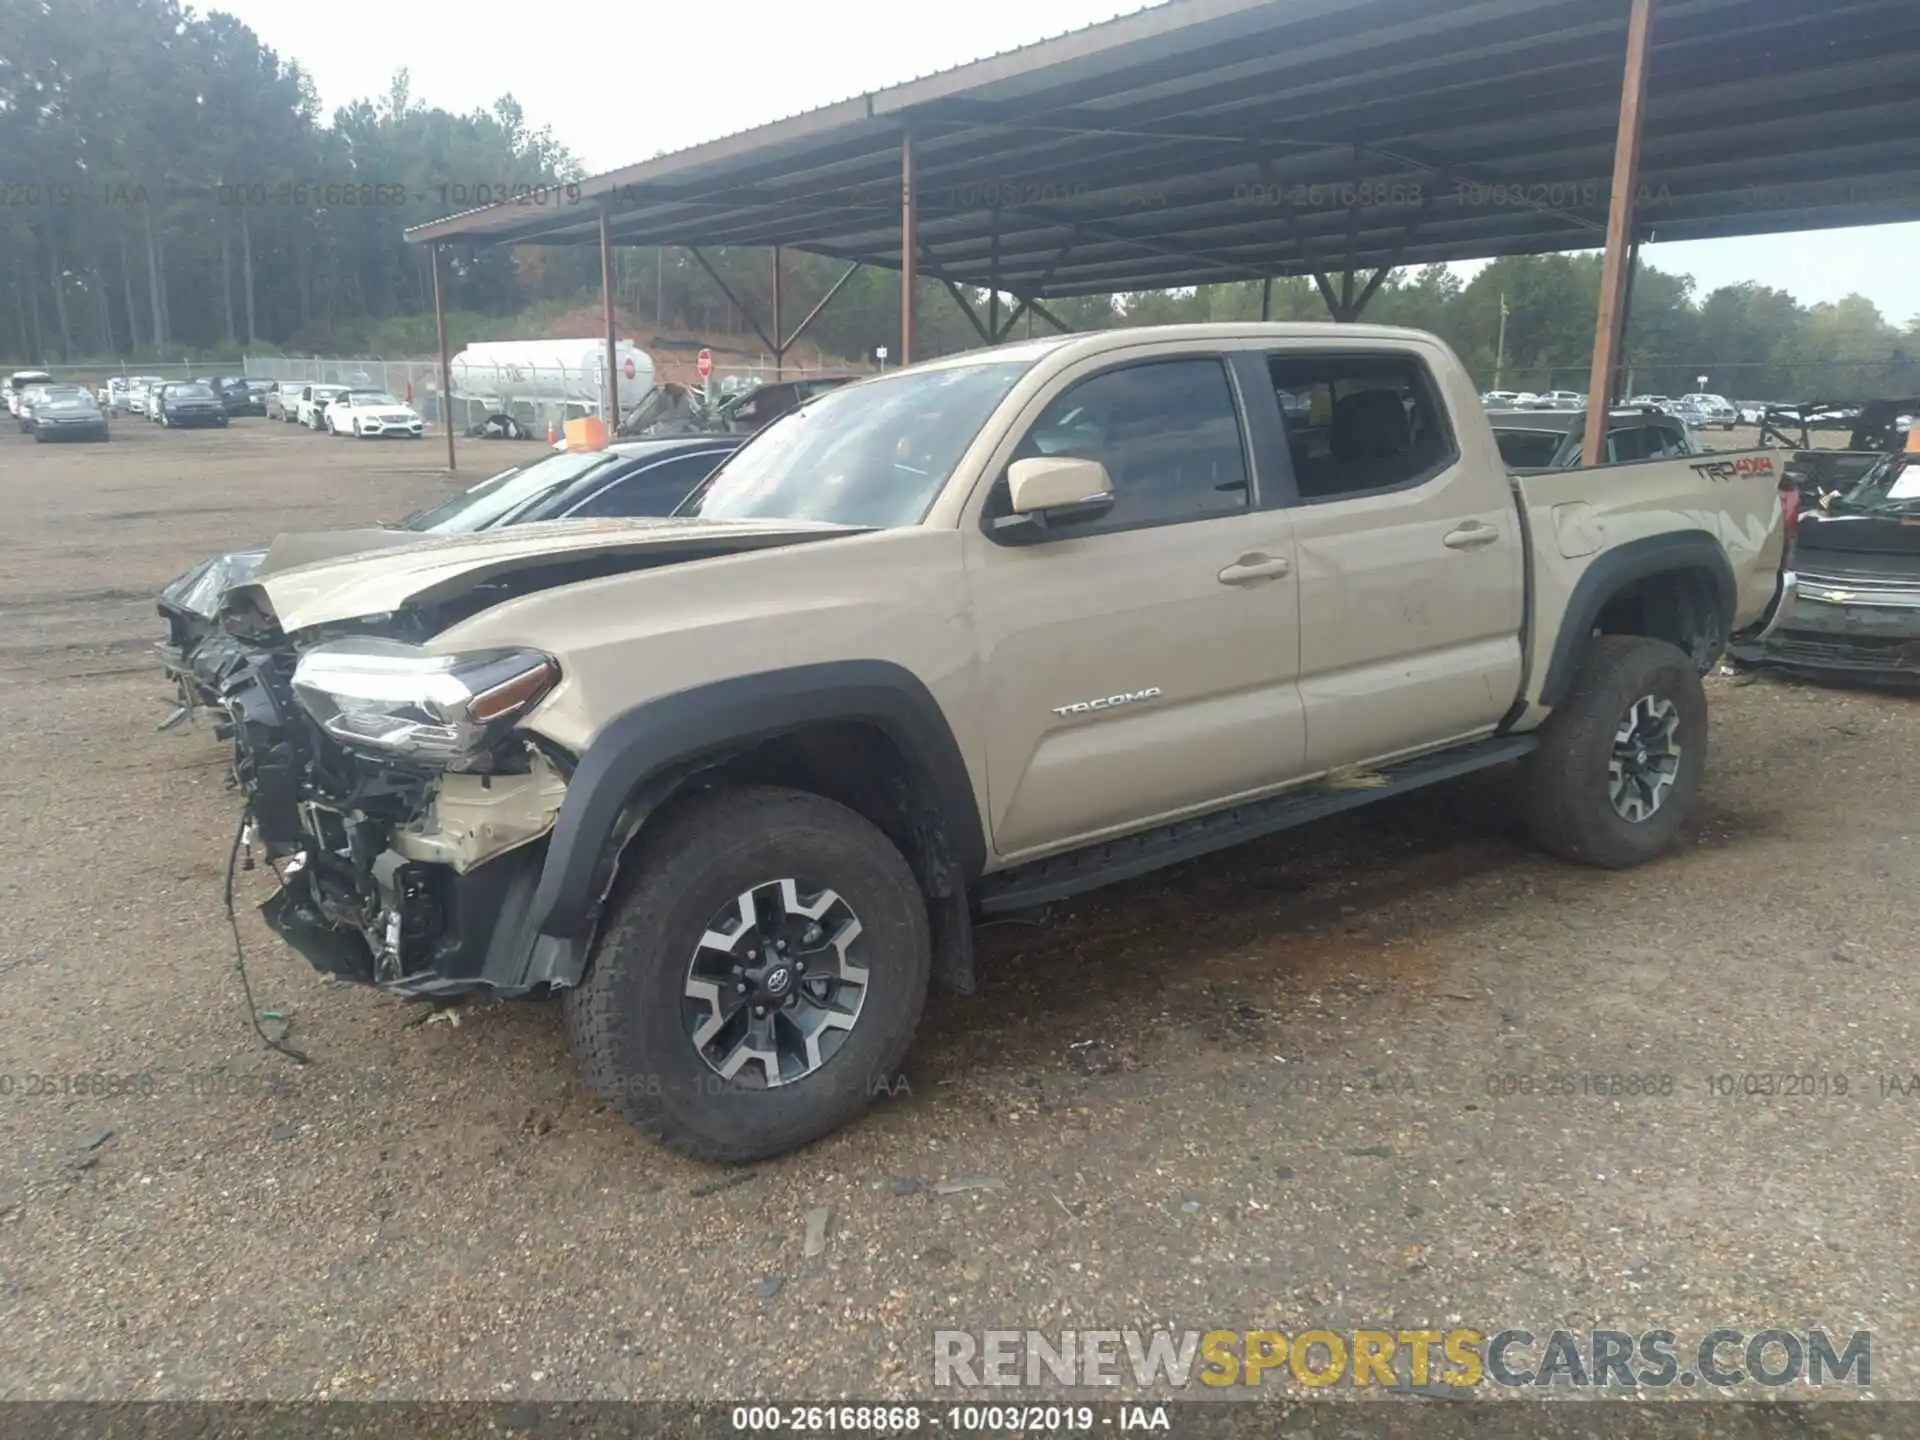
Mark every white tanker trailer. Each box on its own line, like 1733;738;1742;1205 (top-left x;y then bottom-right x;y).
446;339;654;418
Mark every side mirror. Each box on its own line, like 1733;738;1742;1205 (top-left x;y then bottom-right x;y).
1008;455;1114;515
993;456;1115;542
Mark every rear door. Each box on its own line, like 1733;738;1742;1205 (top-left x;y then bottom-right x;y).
961;348;1306;858
1264;343;1525;771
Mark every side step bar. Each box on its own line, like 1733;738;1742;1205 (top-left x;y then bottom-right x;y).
974;733;1539;915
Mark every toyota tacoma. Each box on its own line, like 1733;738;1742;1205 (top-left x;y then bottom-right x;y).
206;324;1792;1161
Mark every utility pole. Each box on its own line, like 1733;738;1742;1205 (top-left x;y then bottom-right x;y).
1494;292;1509;390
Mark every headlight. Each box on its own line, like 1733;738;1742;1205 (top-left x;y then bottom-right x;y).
291;638;558;766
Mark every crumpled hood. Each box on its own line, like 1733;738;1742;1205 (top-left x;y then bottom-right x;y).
159;548;270;619
237;515;865;634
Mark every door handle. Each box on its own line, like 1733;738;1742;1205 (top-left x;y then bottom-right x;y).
1218;553;1293;585
1443;521;1499;550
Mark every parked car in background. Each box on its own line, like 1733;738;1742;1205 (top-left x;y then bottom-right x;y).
1736;400;1769;425
1761;398;1920;511
1678;393;1738;430
219;378;272;416
17;383;89;432
191;375;255;417
1627;394;1673;412
1488;405;1700;469
264;382;299;421
7;369;54;415
31;388;110;442
323;389;425;439
126;378;172;417
296;383;349;429
1729;451;1920;684
152;382;230;428
156;435;744;722
1480;390;1522;407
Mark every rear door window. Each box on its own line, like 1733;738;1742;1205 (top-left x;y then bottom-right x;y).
1266;352;1457;499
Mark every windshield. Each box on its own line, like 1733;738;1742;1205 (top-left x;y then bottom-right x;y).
1833;454;1920;513
349;391;399;405
173;384;215;399
401;452;623;533
1494;429;1567;468
677;361;1033;527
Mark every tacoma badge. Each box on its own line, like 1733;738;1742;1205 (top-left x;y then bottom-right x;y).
1052;687;1163;717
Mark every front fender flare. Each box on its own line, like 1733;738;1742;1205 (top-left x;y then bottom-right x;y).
529;660;984;940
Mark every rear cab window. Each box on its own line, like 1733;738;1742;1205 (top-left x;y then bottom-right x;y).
1265;352;1458;500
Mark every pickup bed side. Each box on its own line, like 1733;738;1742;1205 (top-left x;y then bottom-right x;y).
1508;451;1790;729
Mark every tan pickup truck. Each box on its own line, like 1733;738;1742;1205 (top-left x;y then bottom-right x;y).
215;323;1792;1160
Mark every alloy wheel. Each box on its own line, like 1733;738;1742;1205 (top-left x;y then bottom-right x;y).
1608;694;1682;822
682;879;869;1089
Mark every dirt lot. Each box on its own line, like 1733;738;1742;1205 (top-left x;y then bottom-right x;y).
1;416;1916;1405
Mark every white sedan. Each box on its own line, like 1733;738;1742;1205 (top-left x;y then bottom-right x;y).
324;390;426;439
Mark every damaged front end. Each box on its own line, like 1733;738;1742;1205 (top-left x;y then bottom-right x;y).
156;549;267;731
226;615;587;998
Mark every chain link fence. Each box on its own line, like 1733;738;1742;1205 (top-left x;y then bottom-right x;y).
240;354;854;437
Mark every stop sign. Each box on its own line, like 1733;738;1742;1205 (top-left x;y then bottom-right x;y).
696;348;713;379
622;357;636;381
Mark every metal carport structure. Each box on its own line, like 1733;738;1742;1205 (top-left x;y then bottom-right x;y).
405;0;1920;469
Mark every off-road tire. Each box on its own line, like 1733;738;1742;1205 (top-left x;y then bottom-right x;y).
564;784;930;1162
1521;634;1707;868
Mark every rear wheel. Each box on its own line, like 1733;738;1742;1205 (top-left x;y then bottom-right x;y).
1521;635;1707;868
565;785;930;1162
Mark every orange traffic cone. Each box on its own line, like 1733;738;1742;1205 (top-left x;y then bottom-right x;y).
547;419;557;444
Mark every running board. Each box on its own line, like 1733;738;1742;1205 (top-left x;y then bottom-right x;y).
974;733;1538;915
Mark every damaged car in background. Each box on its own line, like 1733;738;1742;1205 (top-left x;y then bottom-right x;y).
1728;448;1920;684
155;435;742;730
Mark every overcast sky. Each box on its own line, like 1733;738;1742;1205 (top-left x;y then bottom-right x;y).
211;0;1920;328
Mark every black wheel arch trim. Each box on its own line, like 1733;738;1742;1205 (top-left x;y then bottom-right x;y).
529;660;985;940
1537;530;1737;709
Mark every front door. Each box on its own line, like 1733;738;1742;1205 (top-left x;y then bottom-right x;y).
963;353;1306;860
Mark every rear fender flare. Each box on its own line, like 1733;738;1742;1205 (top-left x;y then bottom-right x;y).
1538;531;1736;709
529;660;984;940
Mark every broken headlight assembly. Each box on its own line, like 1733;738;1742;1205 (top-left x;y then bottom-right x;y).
291;638;558;768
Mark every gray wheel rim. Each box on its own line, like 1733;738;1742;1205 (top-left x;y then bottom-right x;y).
682;879;869;1089
1608;693;1682;822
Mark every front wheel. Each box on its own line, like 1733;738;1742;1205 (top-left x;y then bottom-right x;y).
1520;635;1707;868
565;785;931;1162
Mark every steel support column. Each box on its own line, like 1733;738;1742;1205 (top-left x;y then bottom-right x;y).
431;243;455;472
988;207;1001;344
1582;0;1656;468
1611;235;1642;404
600;203;618;427
772;245;783;380
900;126;917;365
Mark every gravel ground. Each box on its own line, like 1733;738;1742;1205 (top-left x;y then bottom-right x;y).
0;416;1915;1406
